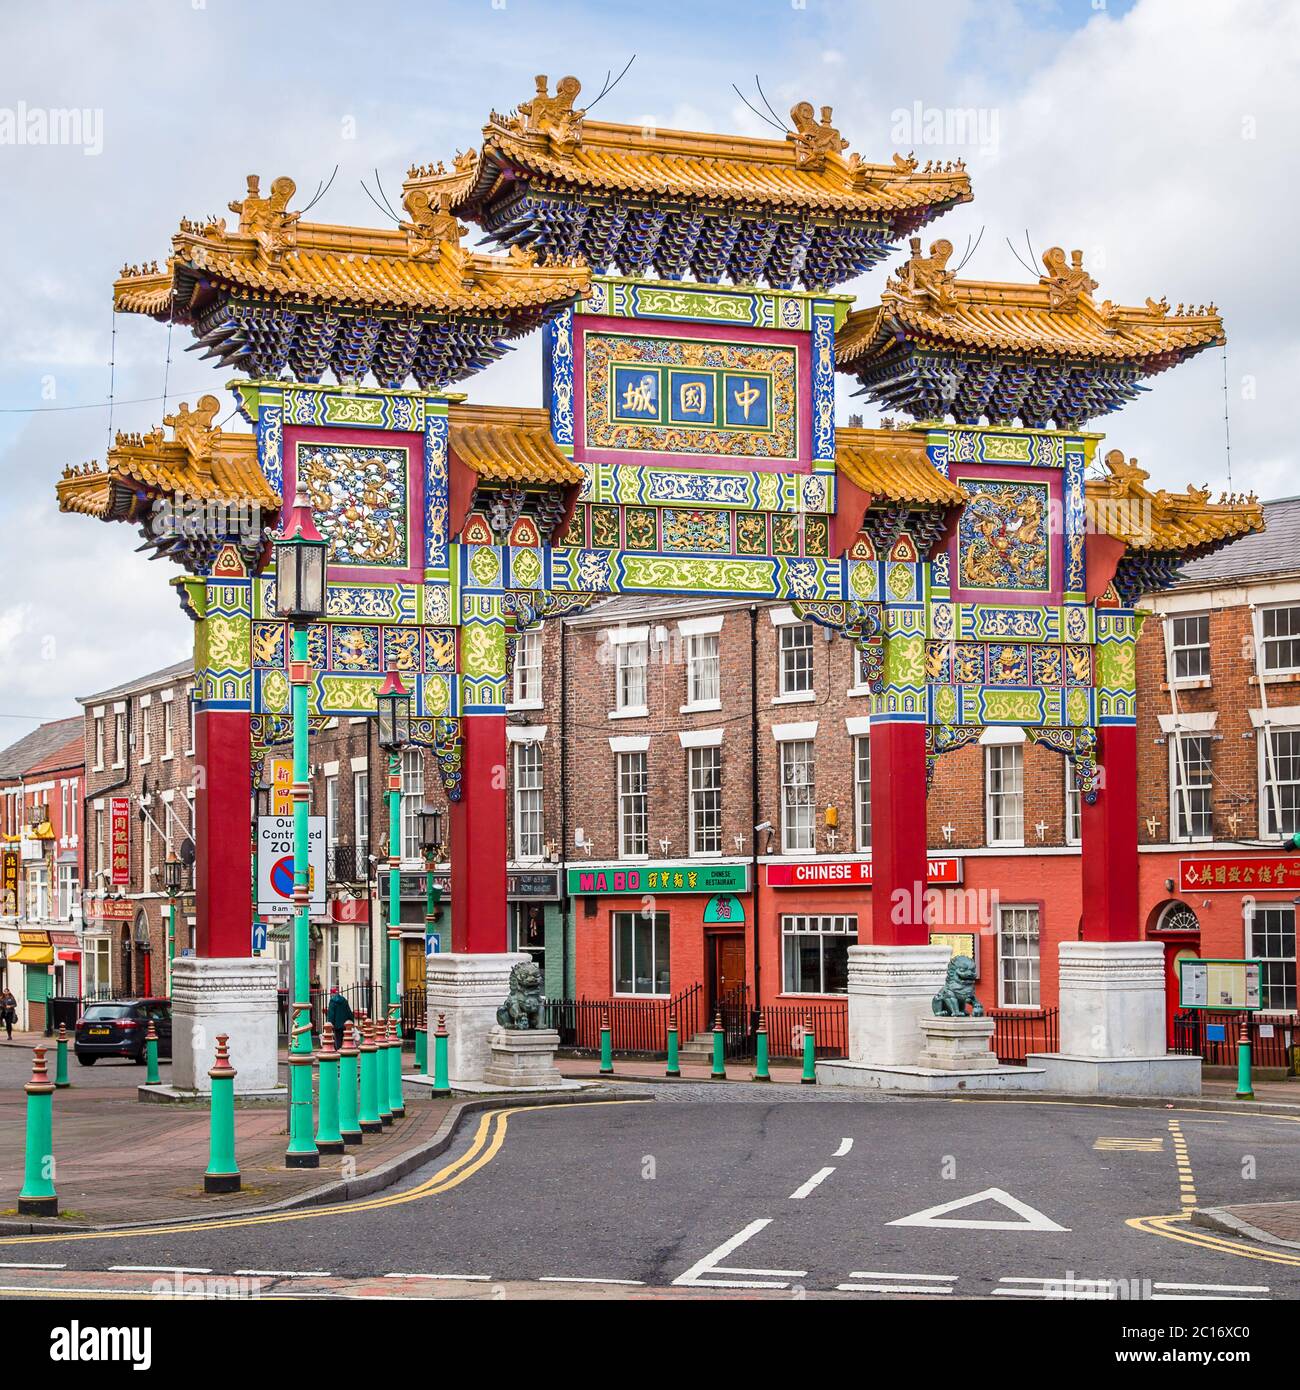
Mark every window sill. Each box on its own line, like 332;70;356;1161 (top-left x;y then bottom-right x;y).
507;699;545;712
847;686;872;699
688;851;724;861
986;840;1025;850
776;992;849;1000
680;699;722;715
612;992;672;1000
160;753;174;763
608;707;649;720
772;692;816;706
1162;678;1211;692
139;756;151;766
1250;672;1300;686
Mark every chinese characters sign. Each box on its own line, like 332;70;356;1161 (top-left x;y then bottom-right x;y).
566;863;749;895
109;796;131;886
1178;856;1300;892
1;850;16;914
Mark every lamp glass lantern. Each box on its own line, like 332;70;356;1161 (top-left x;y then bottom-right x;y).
376;670;412;751
273;486;328;620
163;855;182;897
418;805;444;858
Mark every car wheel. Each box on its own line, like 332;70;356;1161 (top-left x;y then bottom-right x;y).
77;1055;97;1066
133;1049;147;1065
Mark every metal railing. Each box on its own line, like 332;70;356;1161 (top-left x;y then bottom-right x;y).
988;1007;1059;1064
545;982;704;1053
1172;1011;1297;1071
762;1000;849;1059
326;844;364;883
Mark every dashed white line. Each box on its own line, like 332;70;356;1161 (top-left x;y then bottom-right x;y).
838;1270;957;1295
383;1271;492;1282
1153;1281;1270;1293
232;1269;332;1278
108;1265;212;1274
0;1262;66;1270
539;1276;646;1286
838;1282;956;1294
789;1166;836;1200
833;1137;853;1157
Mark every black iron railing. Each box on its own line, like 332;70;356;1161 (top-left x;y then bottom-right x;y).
545;982;705;1053
326;844;364;883
1172;1011;1296;1071
988;1007;1059;1064
761;1000;849;1059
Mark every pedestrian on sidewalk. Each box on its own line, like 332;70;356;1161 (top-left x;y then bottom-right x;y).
1;987;16;1041
326;986;353;1043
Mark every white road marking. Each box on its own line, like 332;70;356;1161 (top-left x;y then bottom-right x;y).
849;1271;957;1281
838;1271;958;1295
384;1271;492;1282
233;1269;332;1278
0;1262;66;1270
790;1166;836;1200
539;1276;645;1286
1094;1137;1165;1151
673;1218;807;1290
833;1137;853;1157
0;1283;199;1298
838;1282;955;1294
109;1265;212;1274
888;1187;1069;1233
1153;1281;1270;1293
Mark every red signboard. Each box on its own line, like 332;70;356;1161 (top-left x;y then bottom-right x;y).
110;796;131;886
1178;855;1300;892
765;857;963;888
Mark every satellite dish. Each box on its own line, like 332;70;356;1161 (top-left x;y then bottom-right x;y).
179;837;196;868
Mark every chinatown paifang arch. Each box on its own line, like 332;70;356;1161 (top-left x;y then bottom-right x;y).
59;77;1263;1096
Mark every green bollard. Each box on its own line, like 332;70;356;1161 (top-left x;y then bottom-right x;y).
710;1011;727;1080
800;1010;817;1085
387;1012;405;1120
315;1023;344;1155
666;1009;681;1078
204;1034;240;1194
1236;1014;1255;1100
599;1010;613;1075
144;1020;161;1086
54;1024;71;1089
358;1017;383;1135
431;1013;450;1097
753;1010;771;1082
414;1025;428;1075
376;1014;393;1126
18;1046;58;1216
338;1020;362;1146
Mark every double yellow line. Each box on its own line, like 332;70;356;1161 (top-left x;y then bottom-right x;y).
1128;1212;1300;1269
1;1099;643;1248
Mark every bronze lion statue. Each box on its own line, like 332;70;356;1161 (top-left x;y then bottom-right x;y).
496;960;545;1030
932;955;984;1017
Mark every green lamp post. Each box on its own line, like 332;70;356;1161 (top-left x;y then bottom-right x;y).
274;483;328;1169
376;669;411;1121
163;853;181;998
416;804;445;1072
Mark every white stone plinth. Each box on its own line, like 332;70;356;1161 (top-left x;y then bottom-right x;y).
919;1016;998;1070
817;1058;1046;1092
481;1026;566;1089
846;945;952;1069
426;952;529;1087
1028;939;1201;1097
170;957;279;1094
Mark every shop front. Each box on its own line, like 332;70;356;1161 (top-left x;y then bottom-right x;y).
506;868;564;998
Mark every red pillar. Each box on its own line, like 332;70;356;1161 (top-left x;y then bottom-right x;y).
194;709;252;958
1080;724;1140;942
449;714;508;953
869;720;929;946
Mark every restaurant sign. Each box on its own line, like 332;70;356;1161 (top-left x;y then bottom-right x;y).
766;857;963;888
1178;855;1300;892
110;795;131;886
567;863;749;896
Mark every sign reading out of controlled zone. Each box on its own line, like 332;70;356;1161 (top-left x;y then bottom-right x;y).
257;815;326;918
1178;957;1263;1011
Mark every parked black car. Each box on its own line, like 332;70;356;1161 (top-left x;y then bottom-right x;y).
74;999;172;1065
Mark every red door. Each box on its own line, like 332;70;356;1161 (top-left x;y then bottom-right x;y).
1164;941;1199;1048
709;934;746;1014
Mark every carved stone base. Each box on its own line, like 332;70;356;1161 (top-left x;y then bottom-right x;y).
426;952;530;1087
481;1026;566;1090
846;945;952;1069
170;957;279;1094
918;1016;998;1070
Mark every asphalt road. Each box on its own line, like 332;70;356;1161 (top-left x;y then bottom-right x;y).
1;1089;1298;1299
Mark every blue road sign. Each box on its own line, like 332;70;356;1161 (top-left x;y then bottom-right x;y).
252;921;268;953
425;932;441;957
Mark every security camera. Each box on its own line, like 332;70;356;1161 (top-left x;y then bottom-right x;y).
754;820;773;833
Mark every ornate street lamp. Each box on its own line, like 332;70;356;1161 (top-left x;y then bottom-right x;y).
272;485;328;1168
419;803;445;945
163;854;182;998
376;669;411;1120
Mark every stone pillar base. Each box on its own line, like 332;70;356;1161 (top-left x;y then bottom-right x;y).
170;957;279;1094
481;1027;566;1089
919;1017;998;1070
846;945;952;1069
1025;1052;1202;1097
426;952;528;1087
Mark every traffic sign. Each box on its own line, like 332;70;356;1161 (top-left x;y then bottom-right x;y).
251;921;269;953
256;815;326;917
425;932;441;957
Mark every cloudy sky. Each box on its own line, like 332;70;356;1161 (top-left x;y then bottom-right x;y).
0;0;1295;732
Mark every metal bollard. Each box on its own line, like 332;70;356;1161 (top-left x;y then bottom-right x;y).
801;1010;817;1085
1236;1013;1255;1100
358;1016;383;1134
387;1012;405;1120
599;1009;613;1075
54;1024;71;1089
144;1020;161;1086
431;1013;450;1097
710;1011;727;1080
204;1034;240;1194
666;1008;681;1078
338;1020;362;1146
315;1023;344;1155
414;1025;428;1075
753;1009;771;1082
18;1047;58;1216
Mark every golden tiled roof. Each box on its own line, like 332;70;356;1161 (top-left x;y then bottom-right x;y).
838;240;1224;367
406;78;971;224
1086;449;1263;554
114;175;589;320
836;427;967;506
56;396;278;521
449;404;582;486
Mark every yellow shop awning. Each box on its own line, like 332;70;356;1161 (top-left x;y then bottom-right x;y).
11;944;54;965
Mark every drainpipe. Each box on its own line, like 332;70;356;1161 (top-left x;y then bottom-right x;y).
559;620;571;996
749;604;761;1015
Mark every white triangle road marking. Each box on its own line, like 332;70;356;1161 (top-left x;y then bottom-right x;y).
887;1187;1069;1233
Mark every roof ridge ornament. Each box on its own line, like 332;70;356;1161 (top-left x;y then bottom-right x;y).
510;74;585;149
889;236;958;312
1040;246;1098;310
789;101;848;169
163;395;221;475
229;174;300;265
401;188;468;261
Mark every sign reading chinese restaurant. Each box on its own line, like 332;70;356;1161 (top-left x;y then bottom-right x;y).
566;863;749;896
766;857;964;888
109;796;131;886
1178;856;1300;893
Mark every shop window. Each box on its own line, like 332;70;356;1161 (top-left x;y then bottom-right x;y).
1247;904;1296;1011
613;910;669;996
997;904;1040;1008
1170;734;1213;841
854;735;871;850
781;914;853;994
509;902;546;976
